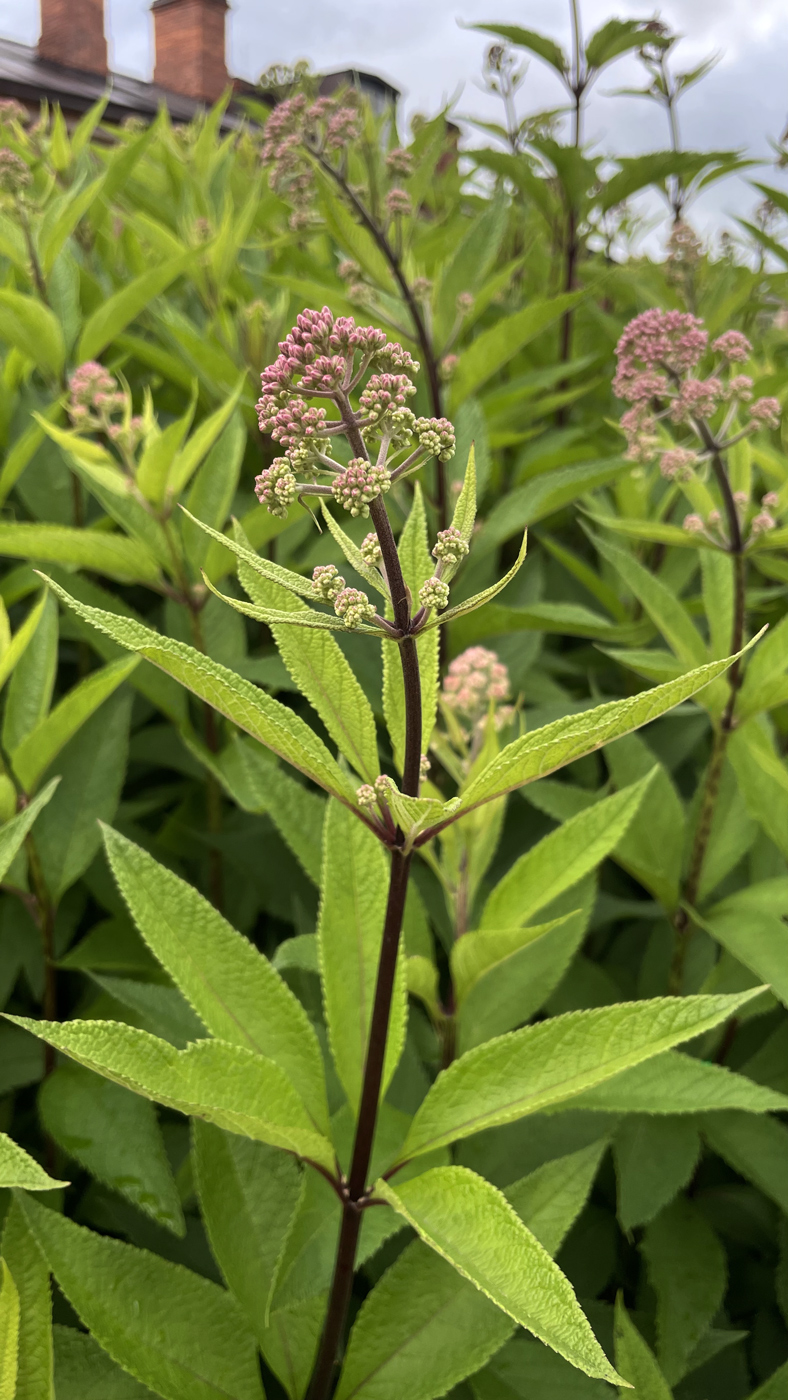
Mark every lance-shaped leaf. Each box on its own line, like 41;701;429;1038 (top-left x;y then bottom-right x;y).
384;485;440;764
418;642;760;840
393;989;761;1162
614;1296;672;1400
642;1196;726;1385
0;589;50;693
54;1327;161;1399
2;1196;53;1400
202;575;380;634
320;504;389;597
77;250;195;362
11;657;138;793
563;1049;788;1114
438;444;477;586
5;1017;335;1172
702;1112;788;1214
180;508;314;599
18;1195;265;1400
39;574;357;807
614;1118;701;1232
451;916;572;1005
473;22;568;74
480;773;654;929
0;1260;18;1400
167;379;244;498
101;824;329;1133
377;1168;623;1386
1;525;160;585
593;531;707;667
235;533;380;784
318;801;406;1113
419;529;527;633
0;778;59;884
0;1131;66;1190
0;288;64;376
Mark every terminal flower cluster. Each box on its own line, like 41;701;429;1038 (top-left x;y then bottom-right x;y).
613;310;781;469
67;362;144;457
442;646;511;727
254;306;455;525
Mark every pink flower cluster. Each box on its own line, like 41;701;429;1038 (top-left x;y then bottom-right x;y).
331;459;391;517
68;361;117;411
442;646;510;723
0;147;30;195
614;309;708;398
254;459;297;517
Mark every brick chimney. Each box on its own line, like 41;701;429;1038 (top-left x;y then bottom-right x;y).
152;0;229;104
39;0;108;76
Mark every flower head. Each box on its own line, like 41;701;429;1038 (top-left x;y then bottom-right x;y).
334;587;376;628
419;576;450;612
442;646;510;723
331;460;391;517
614;309;708;399
254;459;298;517
415;417;456;461
433;526;469;564
751;510;776;535
360;532;382;565
749;397;781;429
311;564;346;602
0;148;30;195
386;187;412;217
712;330;752;363
670;377;723;424
683;514;705;534
386;147;412;176
660;447;697;481
762;492;780;509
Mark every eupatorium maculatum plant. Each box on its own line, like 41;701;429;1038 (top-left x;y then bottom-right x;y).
4;305;776;1400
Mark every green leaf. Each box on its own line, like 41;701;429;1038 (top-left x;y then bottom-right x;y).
749;1361;788;1399
702;1111;788;1214
12;656;138;794
480;458;627;549
41;574;356;806
614;1118;700;1231
0;1260;18;1400
168;379;245;499
450;293;582;407
481;774;654;928
217;735;325;884
1;1196;53;1400
0;778;59;884
39;174;105;274
319;505;388;598
699;885;788;1008
727;719;788;861
605;735;685;910
2;524;160;584
181;417;245;571
77;250;195;362
567;1049;788;1114
505;1139;608;1257
0;1130;66;1190
737;613;788;717
101;824;329;1133
377;1167;623;1385
473;23;567;74
0;589;49;694
315;172;395;290
18;1194;265;1400
193;1120;303;1341
642;1196;726;1384
318;800;406;1112
136;388;197;505
458;880;596;1053
33;688;132;902
395;990;760;1161
427;646;755;836
7;1016;335;1171
0;289;65;376
38;1061;184;1234
614;1296;672;1400
447;443;477;566
54;1326;158;1399
234;529;380;784
383;485;440;764
594;532;706;668
2;588;57;751
451;915;572;1004
585;18;655;68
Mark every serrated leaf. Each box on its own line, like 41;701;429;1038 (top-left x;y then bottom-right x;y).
450;293;582;407
699;884;788;1008
384;485;440;763
217;735;325;884
38;1061;183;1234
614;1118;700;1232
642;1196;726;1385
40;574;357;806
182;509;314;600
54;1326;158;1399
0;288;64;376
423;645;756;837
168;379;244;498
193;1121;304;1340
481;774;653;928
0;1260;18;1400
78;251;195;361
473;23;567;74
2;587;57;753
451;916;571;1004
0;1130;66;1191
101;825;329;1133
377;1167;623;1385
395;990;761;1162
11;656;138;794
318;800;406;1112
8;1016;335;1171
481;458;627;549
737;613;788;717
1;1196;53;1400
614;1296;672;1400
727;719;788;862
594;532;706;667
319;505;389;597
1;524;160;584
420;528;527;632
702;1111;788;1214
18;1194;265;1400
0;589;49;694
505;1139;608;1258
0;778;59;884
567;1050;788;1114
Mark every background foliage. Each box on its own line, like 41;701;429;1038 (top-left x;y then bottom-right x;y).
0;9;787;1398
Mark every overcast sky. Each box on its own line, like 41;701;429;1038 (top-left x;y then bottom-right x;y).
2;1;787;243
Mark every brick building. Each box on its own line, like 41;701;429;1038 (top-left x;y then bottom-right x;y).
0;0;398;127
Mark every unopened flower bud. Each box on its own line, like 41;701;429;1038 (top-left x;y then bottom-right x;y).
440;354;459;381
750;397;781;429
456;291;474;314
374;774;396;798
733;491;748;508
659;447;697;481
357;784;376;806
386;147;413;176
360;532;382;565
415;416;456;461
419;576;450;611
762;492;780;508
712;330;752;362
386;187;412;217
0;147;30;195
751;510;776;535
255;458;298;517
420;754;431;778
331;460;391;517
683;514;705;534
707;509;721;528
334;587;376;628
433;526;469;564
311;564;346;602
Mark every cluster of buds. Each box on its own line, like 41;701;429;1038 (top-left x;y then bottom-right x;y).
260;92;362;228
433;526;469;565
0;102;27;126
0;147;30;198
67;362;144;457
683;490;782;545
613;310;781;469
442;647;511;726
253;306;455;524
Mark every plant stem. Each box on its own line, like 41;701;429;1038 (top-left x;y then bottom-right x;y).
306;466;422;1397
669;443;746;992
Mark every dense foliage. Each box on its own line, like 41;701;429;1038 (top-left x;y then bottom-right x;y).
0;9;786;1400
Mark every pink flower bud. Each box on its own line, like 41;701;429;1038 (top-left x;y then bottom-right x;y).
682;514;705;534
712;330;752;362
